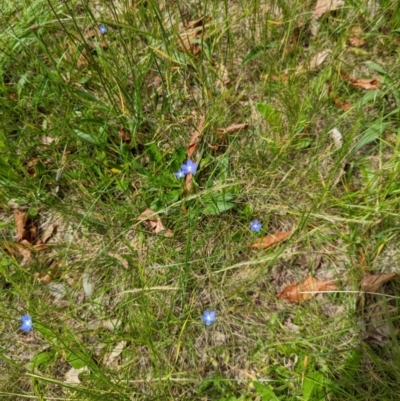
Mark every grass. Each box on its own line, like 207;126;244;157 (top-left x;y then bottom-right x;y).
1;0;400;399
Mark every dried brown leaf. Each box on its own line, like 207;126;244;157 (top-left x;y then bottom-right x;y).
278;276;338;303
313;0;345;19
14;210;26;242
108;253;129;269
41;222;58;243
137;208;173;236
349;26;367;47
218;123;249;135
333;96;351;110
178;16;211;56
187;117;205;159
350;78;379;90
12;243;32;265
251;231;291;249
361;273;397;293
103;341;127;367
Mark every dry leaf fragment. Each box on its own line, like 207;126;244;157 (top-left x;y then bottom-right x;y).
14;210;26;242
309;50;330;69
350;78;379;90
178;16;211;56
250;231;291;249
349;26;367;47
41;222;58;243
64;366;89;385
333;96;351;110
218;123;249;135
278;276;338;303
108;253;129;269
361;273;397;293
313;0;345;19
103;341;127;367
187;117;205;159
137;208;173;237
329;128;343;148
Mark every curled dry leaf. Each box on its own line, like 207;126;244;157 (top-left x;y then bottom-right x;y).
41;222;58;243
349;26;367;47
313;0;345;19
333;96;351;110
178;16;211;56
64;366;89;385
350;78;379;90
218;123;249;135
278;276;338;303
14;210;26;242
361;273;397;293
250;231;291;249
137;208;173;237
103;341;127;367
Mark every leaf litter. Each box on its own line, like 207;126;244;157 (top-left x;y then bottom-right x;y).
137;208;173;237
250;231;291;249
278;276;338;303
313;0;345;19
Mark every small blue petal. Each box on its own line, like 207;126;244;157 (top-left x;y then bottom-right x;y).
181;160;198;175
99;24;107;34
250;220;262;233
20;315;33;333
201;310;217;326
174;169;186;179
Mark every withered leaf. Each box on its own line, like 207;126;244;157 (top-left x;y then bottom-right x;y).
278;276;338;303
361;273;397;293
14;210;26;242
178;16;211;56
250;231;291;249
350;78;379;90
333;96;351;110
137;208;173;237
349;26;366;47
64;367;89;385
108;253;129;269
103;341;126;367
218;123;249;135
313;0;345;19
187;117;205;159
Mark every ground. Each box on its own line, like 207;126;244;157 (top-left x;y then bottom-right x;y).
1;0;400;400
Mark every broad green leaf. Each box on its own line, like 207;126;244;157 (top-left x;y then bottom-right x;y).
253;382;280;401
256;103;282;126
353;121;391;152
67;350;88;369
364;61;387;75
303;371;325;401
74;129;107;145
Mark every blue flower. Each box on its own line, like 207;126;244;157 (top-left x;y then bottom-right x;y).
20;315;33;333
201;310;216;326
174;169;186;179
181;160;198;175
99;24;107;35
250;219;262;233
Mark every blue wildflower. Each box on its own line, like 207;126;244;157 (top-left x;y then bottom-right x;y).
201;310;216;326
181;159;198;175
174;169;186;179
20;315;33;333
99;24;107;35
250;220;262;233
